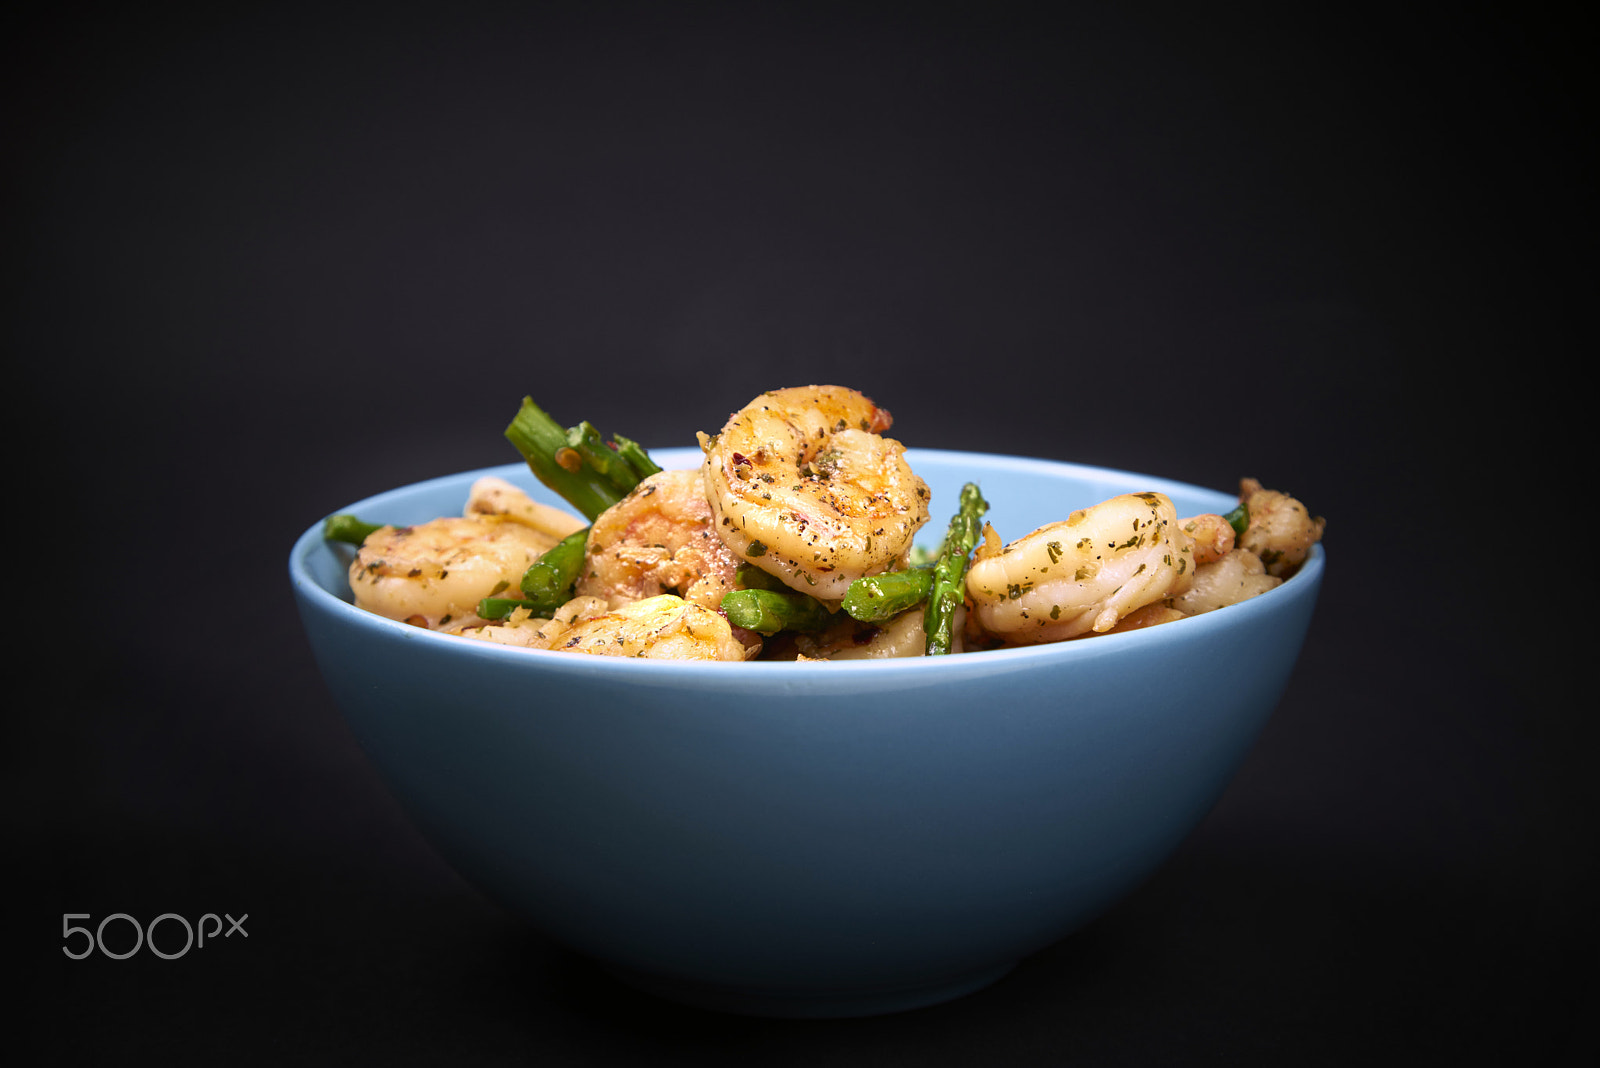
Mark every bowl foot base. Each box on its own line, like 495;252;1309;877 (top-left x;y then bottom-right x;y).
601;959;1018;1018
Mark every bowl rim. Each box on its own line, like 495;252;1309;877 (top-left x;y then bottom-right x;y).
290;447;1324;678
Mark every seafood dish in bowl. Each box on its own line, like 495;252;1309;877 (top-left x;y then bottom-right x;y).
320;385;1323;663
290;385;1324;1016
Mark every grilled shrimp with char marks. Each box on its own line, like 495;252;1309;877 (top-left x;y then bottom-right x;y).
700;385;931;601
966;491;1196;643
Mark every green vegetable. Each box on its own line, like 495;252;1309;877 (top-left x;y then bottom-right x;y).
503;397;661;521
923;482;989;655
734;563;787;592
517;527;590;615
1223;502;1249;537
721;588;836;636
610;433;660;484
323;513;385;545
477;596;539;621
563;420;661;491
842;568;933;623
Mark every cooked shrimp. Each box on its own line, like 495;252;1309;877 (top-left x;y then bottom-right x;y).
349;515;562;628
700;385;931;601
965;491;1196;643
549;594;749;661
575;468;742;610
1106;602;1188;632
451;595;610;649
1237;478;1326;577
465;475;587;540
797;606;929;660
1179;511;1236;565
1169;548;1281;616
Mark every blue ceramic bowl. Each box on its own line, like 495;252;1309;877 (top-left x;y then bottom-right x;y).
290;448;1323;1017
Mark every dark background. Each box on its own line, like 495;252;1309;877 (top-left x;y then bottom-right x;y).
11;3;1590;1063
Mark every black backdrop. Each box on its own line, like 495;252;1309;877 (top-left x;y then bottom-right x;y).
12;4;1591;1064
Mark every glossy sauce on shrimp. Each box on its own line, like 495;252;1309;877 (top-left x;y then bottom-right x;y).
700;385;931;601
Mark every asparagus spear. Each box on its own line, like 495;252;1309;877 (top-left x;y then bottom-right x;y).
563;421;662;490
721;588;836;636
842;568;933;623
517;526;590;615
923;482;988;655
610;434;659;483
503;397;661;521
323;514;385;545
477;595;538;621
500;398;668;614
1223;502;1249;537
734;563;787;592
